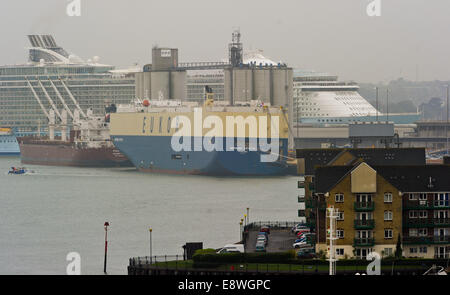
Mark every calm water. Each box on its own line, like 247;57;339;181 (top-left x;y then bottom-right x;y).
0;156;299;275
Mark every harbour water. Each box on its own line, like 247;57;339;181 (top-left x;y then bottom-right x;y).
0;156;299;274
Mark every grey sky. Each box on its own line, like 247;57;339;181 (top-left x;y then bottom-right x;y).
1;0;449;83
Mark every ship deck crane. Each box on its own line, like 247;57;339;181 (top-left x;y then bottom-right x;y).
37;79;63;121
58;78;87;118
48;78;74;119
25;78;50;119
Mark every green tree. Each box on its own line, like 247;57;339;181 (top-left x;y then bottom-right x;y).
395;233;402;259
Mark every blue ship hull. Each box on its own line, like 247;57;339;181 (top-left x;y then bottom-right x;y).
111;135;290;176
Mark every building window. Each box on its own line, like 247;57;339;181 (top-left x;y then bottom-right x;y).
410;247;418;254
337;229;344;239
418;228;428;237
418;211;428;219
336;248;344;256
384;193;393;203
409;228;418;237
384;211;393;221
337;212;344;221
409;193;418;201
335;193;344;203
409;211;418;219
384;229;393;239
384;248;393;257
419;247;427;254
419;194;427;201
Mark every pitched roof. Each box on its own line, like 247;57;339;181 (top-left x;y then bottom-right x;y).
297;148;426;176
314;164;450;194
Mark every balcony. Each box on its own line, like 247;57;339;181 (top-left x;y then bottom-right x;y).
354;219;375;229
403;218;450;228
353;238;375;247
354;201;374;212
402;236;450;245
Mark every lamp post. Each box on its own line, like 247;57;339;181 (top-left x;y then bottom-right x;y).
386;89;389;122
446;85;449;155
149;228;153;264
239;221;243;242
244;214;247;227
246;207;250;225
103;221;109;274
375;87;379;122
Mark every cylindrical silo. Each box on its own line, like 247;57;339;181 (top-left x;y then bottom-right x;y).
253;68;271;104
151;71;170;100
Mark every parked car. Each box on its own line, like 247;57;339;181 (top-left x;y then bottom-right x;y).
296;230;310;238
297;248;316;259
291;223;308;233
293;240;309;248
294;238;306;243
255;241;266;252
257;235;268;245
258;231;269;237
216;244;245;254
260;225;270;234
294;228;310;235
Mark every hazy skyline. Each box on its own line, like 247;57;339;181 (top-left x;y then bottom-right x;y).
1;0;449;83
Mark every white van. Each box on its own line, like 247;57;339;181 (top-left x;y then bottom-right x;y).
216;244;245;253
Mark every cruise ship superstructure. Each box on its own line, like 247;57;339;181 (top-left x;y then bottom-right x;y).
292;70;419;125
0;35;136;136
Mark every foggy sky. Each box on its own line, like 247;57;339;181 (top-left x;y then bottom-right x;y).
1;0;449;83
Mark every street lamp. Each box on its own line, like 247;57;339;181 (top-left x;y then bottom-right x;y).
149;228;153;264
244;214;247;227
446;85;449;155
375;87;379;122
104;221;109;274
239;221;243;242
386;89;389;122
246;208;250;225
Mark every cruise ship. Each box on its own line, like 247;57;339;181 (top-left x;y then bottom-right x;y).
0;35;137;136
292;70;420;125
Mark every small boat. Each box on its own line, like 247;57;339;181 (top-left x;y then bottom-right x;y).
8;167;33;175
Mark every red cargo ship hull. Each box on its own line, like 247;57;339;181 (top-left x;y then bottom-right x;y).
19;139;133;167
